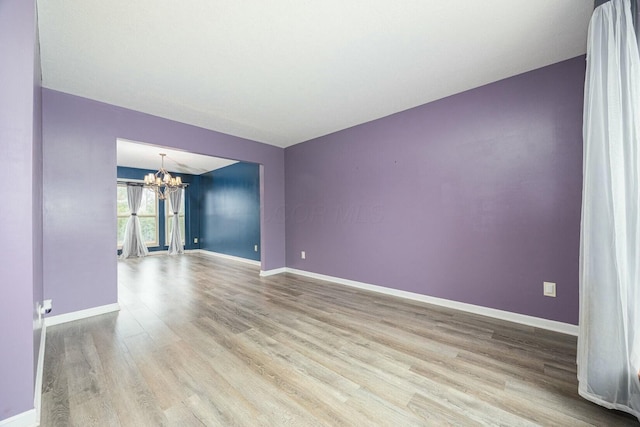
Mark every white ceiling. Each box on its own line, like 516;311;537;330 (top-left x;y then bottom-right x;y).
117;139;238;175
38;0;593;148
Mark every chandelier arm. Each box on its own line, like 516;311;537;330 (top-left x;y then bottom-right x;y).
142;153;184;201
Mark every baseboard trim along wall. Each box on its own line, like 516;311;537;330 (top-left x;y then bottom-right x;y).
0;409;37;427
259;267;287;277
195;249;261;266
282;268;579;336
44;303;120;327
33;323;46;425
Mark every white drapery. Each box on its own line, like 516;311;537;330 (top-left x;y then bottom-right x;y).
120;185;149;259
167;189;184;255
579;0;640;419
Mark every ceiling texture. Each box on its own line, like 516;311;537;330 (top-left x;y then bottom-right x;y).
38;0;593;148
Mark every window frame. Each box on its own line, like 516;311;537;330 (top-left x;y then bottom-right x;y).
117;183;159;248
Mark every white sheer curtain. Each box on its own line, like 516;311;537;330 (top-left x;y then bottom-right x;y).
167;189;184;255
120;185;149;259
579;0;640;419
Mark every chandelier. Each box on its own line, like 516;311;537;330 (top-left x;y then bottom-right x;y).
143;153;183;200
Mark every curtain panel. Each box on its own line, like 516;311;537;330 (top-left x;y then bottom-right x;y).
167;189;184;255
579;0;640;419
120;184;149;259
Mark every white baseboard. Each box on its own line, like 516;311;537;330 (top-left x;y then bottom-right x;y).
260;267;287;277
195;249;261;266
284;268;579;336
44;303;120;327
33;323;46;425
0;409;37;427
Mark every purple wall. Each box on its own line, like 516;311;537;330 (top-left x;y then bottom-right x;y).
42;89;285;316
32;12;44;397
0;0;41;420
285;57;584;325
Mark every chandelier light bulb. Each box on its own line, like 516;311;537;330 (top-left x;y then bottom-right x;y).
143;153;184;200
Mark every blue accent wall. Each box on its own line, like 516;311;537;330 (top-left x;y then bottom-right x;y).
200;162;261;261
117;166;199;252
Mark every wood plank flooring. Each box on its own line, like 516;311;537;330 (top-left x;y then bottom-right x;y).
41;253;638;426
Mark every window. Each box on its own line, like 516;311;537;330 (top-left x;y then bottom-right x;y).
165;188;186;246
117;184;158;247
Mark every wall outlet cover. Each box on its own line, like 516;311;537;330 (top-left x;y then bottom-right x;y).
543;281;556;297
301;251;306;260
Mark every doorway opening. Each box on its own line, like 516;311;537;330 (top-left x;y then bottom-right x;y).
116;138;262;262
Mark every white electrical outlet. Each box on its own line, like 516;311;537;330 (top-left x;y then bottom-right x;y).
543;281;556;297
254;245;258;252
194;238;198;244
40;299;53;315
301;251;306;260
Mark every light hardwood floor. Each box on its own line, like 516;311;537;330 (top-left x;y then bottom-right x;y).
41;253;638;426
